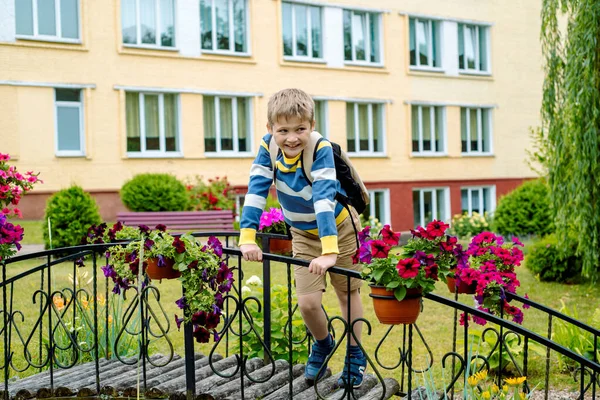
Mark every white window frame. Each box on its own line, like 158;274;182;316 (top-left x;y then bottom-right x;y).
54;89;85;157
409;17;441;71
460;185;496;216
461;107;493;155
365;189;391;226
282;2;324;62
204;95;254;157
411;105;446;156
126;92;182;158
122;0;177;49
347;102;386;156
343;9;383;67
200;0;251;56
16;0;82;43
413;187;450;228
458;23;490;74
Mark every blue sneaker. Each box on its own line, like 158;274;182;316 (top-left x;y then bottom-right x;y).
305;336;335;382
338;350;367;388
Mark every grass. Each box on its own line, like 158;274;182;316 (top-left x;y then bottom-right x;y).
16;219;45;245
2;223;599;393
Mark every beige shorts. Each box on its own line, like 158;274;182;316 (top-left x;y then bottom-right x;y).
291;208;363;296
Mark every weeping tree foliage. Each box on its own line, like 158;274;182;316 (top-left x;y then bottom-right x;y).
541;0;600;281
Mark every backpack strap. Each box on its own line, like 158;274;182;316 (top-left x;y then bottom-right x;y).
301;131;324;183
268;134;280;182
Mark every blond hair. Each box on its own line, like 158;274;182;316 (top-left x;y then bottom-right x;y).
267;88;314;127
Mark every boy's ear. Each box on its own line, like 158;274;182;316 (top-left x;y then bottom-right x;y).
266;122;273;134
311;119;316;131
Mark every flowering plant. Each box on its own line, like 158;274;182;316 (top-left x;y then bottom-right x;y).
0;153;42;260
186;176;235;211
456;232;526;326
448;212;490;238
258;208;287;235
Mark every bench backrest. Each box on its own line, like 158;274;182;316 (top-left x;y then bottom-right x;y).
116;210;235;232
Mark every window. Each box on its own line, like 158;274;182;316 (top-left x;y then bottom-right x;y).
362;189;390;226
282;2;322;60
235;194;245;222
203;96;252;154
458;24;489;73
411;105;445;154
346;103;384;154
409;18;440;69
461;186;495;216
313;100;327;138
55;89;84;156
343;10;381;65
413;188;449;228
461;108;492;154
122;0;175;47
200;0;248;54
16;0;80;41
125;92;180;155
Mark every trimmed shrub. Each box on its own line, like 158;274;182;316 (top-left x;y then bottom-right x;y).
448;212;491;239
526;234;581;282
43;186;102;249
492;179;553;237
121;173;189;212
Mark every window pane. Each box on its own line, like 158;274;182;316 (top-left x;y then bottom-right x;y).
374;191;383;222
126;93;141;151
215;0;230;50
436;190;445;221
203;96;216;152
483;187;492;213
471;189;481;214
358;104;368;151
411;106;419;152
295;5;308;56
282;2;292;56
233;0;246;52
435;107;444;152
422;106;431;151
413;191;420;227
38;0;57;36
482;109;491;152
314;100;325;136
57;107;81;151
200;0;213;49
461;189;468;214
431;21;439;67
60;0;79;39
465;25;476;69
219;98;233;151
461;108;468;152
373;104;382;152
311;7;321;58
458;24;464;69
122;0;137;44
423;190;433;224
479;27;488;71
352;12;366;61
369;13;379;63
343;10;352;61
56;89;80;102
346;103;355;152
140;0;157;44
237;97;248;152
160;0;175;46
409;18;416;65
417;19;428;66
144;95;160;150
164;94;177;152
470;109;478;152
16;0;34;35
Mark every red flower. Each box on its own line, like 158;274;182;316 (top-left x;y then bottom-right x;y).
205;312;220;330
426;220;449;238
425;264;439;280
370;240;391;258
173;237;186;253
396;258;420;279
193;326;211;343
381;225;400;246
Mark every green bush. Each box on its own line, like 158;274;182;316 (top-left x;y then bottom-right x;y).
492;179;553;237
526;234;581;282
448;212;490;239
43;186;102;249
120;173;189;211
186;176;235;211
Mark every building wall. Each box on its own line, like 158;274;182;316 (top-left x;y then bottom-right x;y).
0;0;542;229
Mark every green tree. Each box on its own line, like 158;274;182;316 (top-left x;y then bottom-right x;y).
541;0;600;281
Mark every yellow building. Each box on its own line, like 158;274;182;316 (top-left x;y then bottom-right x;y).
0;0;540;231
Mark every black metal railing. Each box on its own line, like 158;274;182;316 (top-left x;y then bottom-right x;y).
1;233;599;400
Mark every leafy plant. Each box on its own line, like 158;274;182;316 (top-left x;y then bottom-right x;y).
359;214;383;238
525;234;581;283
121;173;189;212
186;176;235;211
258;208;287;235
43;186;102;250
449;212;490;239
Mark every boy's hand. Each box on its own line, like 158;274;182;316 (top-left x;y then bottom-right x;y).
309;254;338;275
240;244;263;262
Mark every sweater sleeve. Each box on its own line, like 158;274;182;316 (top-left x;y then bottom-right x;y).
239;134;274;245
310;140;340;255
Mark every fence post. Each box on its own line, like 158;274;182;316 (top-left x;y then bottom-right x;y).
184;286;196;400
261;235;272;364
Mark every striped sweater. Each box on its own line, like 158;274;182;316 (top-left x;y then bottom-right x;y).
239;133;348;254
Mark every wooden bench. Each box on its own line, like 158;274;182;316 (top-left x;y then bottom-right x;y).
116;210;236;233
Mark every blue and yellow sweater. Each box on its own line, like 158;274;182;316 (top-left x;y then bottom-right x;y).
238;133;348;254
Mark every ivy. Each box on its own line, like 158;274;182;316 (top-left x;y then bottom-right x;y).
541;0;600;281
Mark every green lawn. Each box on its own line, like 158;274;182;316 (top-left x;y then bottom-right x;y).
2;224;599;392
16;219;45;245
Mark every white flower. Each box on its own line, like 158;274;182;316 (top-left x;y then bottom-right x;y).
246;275;262;286
241;286;251;295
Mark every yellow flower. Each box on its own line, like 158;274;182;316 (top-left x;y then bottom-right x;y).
474;370;488;381
492;384;499;393
96;295;106;306
53;297;65;311
519;392;527;400
504;377;526;386
502;385;509;393
108;315;113;324
482;391;491;399
467;375;479;387
80;299;89;309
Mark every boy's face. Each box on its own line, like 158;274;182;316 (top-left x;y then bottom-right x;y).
267;115;315;159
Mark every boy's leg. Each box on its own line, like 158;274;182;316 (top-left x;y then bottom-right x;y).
297;291;328;340
334;287;363;345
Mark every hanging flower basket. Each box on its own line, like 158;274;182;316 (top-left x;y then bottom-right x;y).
446;269;476;294
369;285;422;325
268;238;293;255
146;256;181;281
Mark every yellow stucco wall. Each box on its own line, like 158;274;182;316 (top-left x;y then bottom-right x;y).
0;0;542;192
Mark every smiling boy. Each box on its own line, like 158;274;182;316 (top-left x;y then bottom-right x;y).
238;88;367;388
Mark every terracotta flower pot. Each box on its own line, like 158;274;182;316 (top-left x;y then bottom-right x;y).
368;285;422;325
446;269;476;294
146;257;180;281
259;238;293;255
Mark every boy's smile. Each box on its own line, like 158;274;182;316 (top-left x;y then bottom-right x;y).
268;116;315;159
